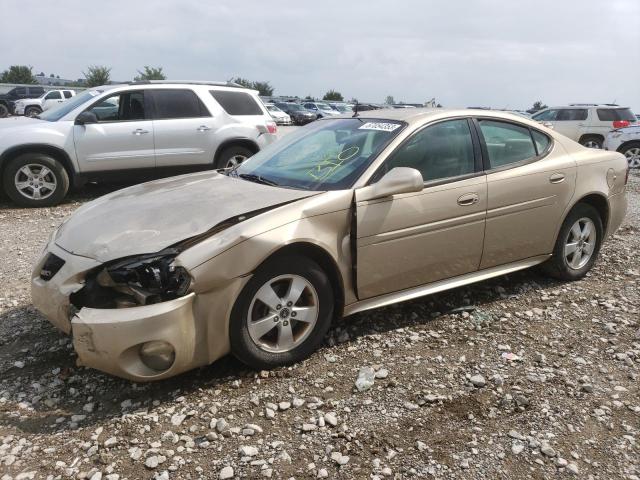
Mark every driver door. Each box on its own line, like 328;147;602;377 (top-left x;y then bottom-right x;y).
73;90;155;172
355;118;487;299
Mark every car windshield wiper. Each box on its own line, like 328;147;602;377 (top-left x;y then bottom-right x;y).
238;173;280;187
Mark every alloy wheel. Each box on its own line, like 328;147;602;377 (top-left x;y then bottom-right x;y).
583;140;601;149
14;163;57;200
564;217;596;270
247;274;319;353
226;154;247;169
624;147;640;169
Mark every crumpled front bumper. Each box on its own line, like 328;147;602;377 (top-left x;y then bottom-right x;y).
31;244;215;381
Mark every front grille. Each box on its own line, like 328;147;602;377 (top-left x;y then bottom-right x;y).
40;253;65;281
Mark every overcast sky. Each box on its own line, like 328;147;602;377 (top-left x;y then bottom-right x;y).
3;0;639;110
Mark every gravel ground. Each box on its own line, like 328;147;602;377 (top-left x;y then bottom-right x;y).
0;172;639;480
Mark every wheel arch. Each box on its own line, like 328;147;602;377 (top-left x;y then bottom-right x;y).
617;139;640;153
260;242;345;319
578;133;604;145
0;144;76;182
559;193;610;241
213;138;260;164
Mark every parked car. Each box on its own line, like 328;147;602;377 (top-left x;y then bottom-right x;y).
328;102;353;113
605;123;640;168
13;89;76;117
274;102;316;125
0;85;46;117
0;81;277;207
302;101;340;118
265;103;292;125
531;104;636;149
31;109;628;381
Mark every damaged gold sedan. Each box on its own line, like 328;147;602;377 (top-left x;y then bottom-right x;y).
32;109;628;381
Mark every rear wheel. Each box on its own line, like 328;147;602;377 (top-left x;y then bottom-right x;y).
542;203;603;281
215;145;254;169
25;106;42;117
229;255;334;369
0;103;8;118
579;135;603;149
619;142;640;169
2;153;69;207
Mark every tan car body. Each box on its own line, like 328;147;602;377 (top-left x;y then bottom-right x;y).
31;109;628;381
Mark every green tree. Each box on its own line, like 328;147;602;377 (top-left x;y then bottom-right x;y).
385;95;395;105
530;100;547;113
0;65;37;84
83;65;111;87
134;66;166;81
230;77;274;96
323;89;343;101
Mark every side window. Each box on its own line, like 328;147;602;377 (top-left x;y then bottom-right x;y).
45;91;62;100
210;90;263;115
29;87;44;96
531;130;551;155
14;87;26;96
87;91;146;122
152;89;210;119
478;120;537;168
63;91;73;99
533;109;557;121
556;109;587;121
386;119;475;182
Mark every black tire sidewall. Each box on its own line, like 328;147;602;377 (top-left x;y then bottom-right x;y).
215;146;254;169
580;136;603;149
229;255;334;370
550;204;603;280
2;153;70;207
620;142;640;168
0;104;8;118
25;106;42;117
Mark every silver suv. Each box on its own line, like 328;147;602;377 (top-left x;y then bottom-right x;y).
531;104;636;149
0;81;277;207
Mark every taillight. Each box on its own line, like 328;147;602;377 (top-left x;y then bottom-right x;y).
613;120;630;129
266;121;277;134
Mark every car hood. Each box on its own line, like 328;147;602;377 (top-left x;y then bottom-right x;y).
0;116;46;131
54;171;318;263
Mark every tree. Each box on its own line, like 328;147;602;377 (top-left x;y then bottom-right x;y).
134;66;166;81
529;100;547;113
0;65;37;84
385;95;395;105
323;89;343;101
230;77;274;96
83;65;111;87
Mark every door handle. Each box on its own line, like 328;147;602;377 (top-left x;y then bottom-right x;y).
132;129;149;135
549;173;565;184
457;193;479;206
197;125;211;132
578;123;586;127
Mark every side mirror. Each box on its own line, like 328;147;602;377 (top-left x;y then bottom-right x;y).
75;111;98;125
356;167;424;202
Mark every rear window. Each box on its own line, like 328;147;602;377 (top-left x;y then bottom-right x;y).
556;109;588;121
210;90;263;115
151;89;210;119
597;108;635;122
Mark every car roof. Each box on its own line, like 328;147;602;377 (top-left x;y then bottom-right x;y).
92;81;258;94
330;107;544;127
546;104;629;109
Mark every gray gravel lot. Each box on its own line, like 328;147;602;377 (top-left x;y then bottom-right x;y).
0;172;638;480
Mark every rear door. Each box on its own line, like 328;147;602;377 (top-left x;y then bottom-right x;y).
477;118;576;268
356;118;487;299
73;89;155;172
149;88;214;167
551;108;588;141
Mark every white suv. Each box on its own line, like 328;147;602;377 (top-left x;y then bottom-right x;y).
13;89;76;117
531;104;636;149
0;81;277;207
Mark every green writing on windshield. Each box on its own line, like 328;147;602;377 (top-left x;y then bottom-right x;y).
307;146;359;181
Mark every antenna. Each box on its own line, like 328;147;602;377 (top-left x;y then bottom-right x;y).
352;100;359;117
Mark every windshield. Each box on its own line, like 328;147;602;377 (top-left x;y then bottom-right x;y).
286;104;305;111
335;105;353;112
317;103;333;111
38;89;103;122
234;118;405;191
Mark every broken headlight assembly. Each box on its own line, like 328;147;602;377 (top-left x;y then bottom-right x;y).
71;250;192;309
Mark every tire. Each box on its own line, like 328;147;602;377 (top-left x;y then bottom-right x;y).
215;145;254;169
2;153;70;207
0;103;8;118
229;255;334;370
541;203;603;281
579;135;603;149
619;141;640;169
25;106;42;118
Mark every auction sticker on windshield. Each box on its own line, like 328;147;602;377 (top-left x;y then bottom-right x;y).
358;122;402;132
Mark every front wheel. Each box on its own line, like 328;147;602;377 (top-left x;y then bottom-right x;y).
620;142;640;169
541;203;603;281
2;153;70;207
25;106;42;117
0;103;8;118
229;255;334;370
